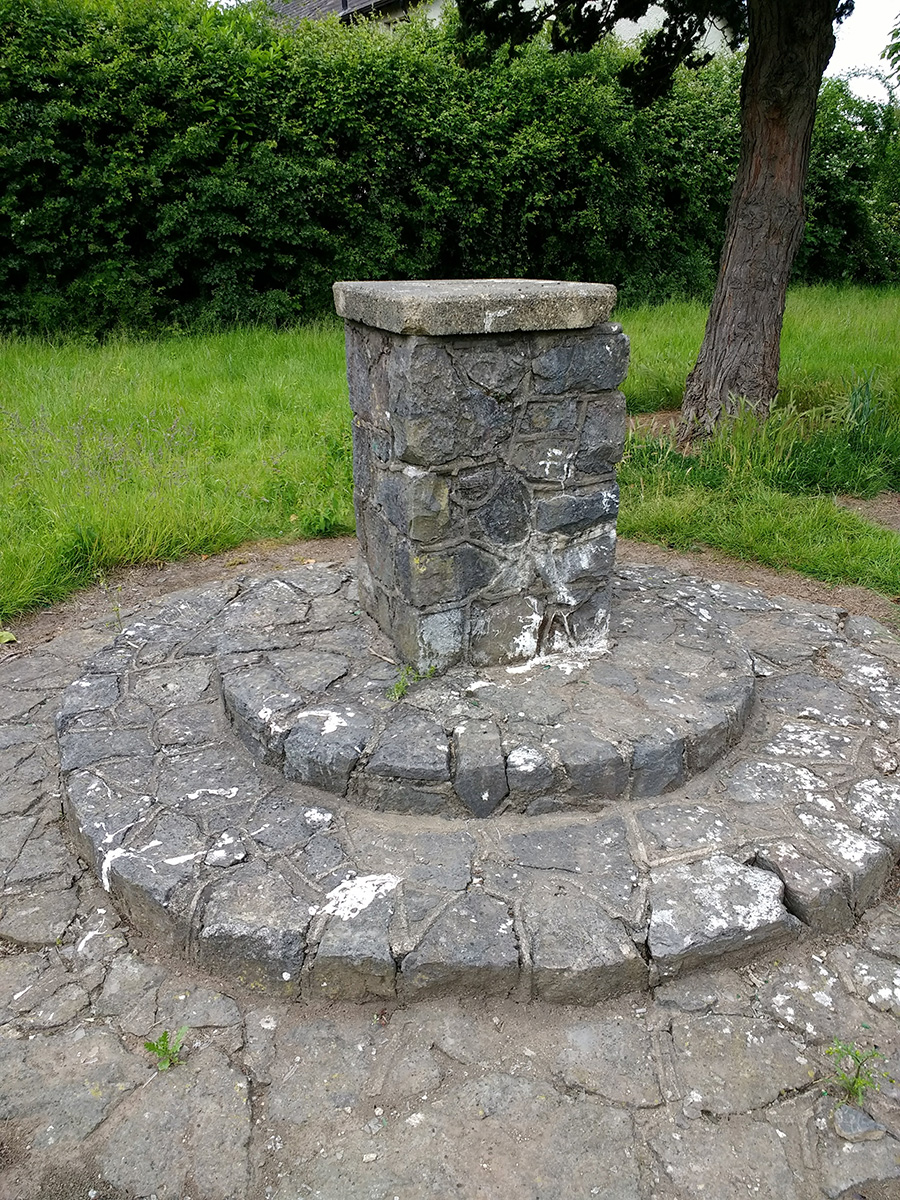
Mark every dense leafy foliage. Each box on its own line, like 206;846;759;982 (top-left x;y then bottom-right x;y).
0;0;897;336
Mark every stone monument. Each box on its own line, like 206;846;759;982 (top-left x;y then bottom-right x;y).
54;277;900;997
334;279;629;670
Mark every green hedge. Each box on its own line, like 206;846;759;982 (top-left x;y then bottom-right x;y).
1;0;897;336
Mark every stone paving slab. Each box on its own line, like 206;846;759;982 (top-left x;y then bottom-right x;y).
1;562;900;1199
50;562;900;1004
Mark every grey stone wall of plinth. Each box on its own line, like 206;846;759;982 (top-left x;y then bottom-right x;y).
334;279;629;671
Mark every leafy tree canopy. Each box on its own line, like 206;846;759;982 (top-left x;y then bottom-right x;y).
885;11;900;75
457;0;851;102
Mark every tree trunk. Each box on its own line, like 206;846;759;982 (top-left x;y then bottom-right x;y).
678;0;839;443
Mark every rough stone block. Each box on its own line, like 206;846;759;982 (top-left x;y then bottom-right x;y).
351;418;375;501
554;1018;660;1105
221;664;308;756
637;805;734;864
795;807;894;911
360;506;397;592
505;743;555;794
754;840;854;932
247;795;333;853
721;759;830;806
574;393;627;473
445;335;531;394
534;485;619;536
353;775;455;816
56;675;120;729
453;720;509;816
539;530;616;604
508;436;577;483
395;540;497;609
388;600;465;674
282;707;374;795
195;865;308;995
469;595;543;667
59;728;156;774
392;380;513;467
648;855;799;982
108;812;206;947
566;586;614;646
548;726;629;803
760;721;858;765
467;473;531;543
671;1014;812;1115
521;396;580;432
310;893;397;1001
532;327;630;395
399;892;519;998
844;777;900;852
684;706;732;774
375;466;451;543
524;879;647;1003
450;462;507;508
631;735;686;798
366;710;450;782
344;324;389;425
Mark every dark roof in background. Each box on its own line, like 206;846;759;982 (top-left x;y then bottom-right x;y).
270;0;405;23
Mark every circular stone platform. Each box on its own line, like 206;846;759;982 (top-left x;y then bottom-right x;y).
58;562;900;1004
219;567;756;818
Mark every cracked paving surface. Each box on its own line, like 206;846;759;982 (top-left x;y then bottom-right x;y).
1;558;899;1199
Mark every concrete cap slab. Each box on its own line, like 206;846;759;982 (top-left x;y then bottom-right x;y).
333;278;617;336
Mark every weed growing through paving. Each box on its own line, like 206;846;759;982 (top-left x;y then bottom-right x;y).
386;664;436;701
144;1026;189;1071
825;1039;887;1105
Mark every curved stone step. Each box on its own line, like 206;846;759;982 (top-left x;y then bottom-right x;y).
57;564;900;1003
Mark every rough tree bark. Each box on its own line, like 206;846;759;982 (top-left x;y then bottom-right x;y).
678;0;840;443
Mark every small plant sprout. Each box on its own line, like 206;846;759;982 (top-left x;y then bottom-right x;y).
144;1026;189;1071
825;1039;886;1105
385;663;436;701
0;630;15;645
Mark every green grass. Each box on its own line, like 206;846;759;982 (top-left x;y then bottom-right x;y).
620;284;900;413
3;285;900;624
619;475;900;596
0;323;353;621
619;371;900;596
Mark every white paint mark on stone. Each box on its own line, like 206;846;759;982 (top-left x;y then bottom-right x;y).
484;307;512;331
322;874;401;920
162;852;204;866
303;709;349;736
303;807;334;827
507;746;543;773
100;847;130;891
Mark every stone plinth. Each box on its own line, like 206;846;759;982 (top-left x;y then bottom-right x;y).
334;279;629;670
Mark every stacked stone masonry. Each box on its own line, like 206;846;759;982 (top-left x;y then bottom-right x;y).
336;279;627;670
